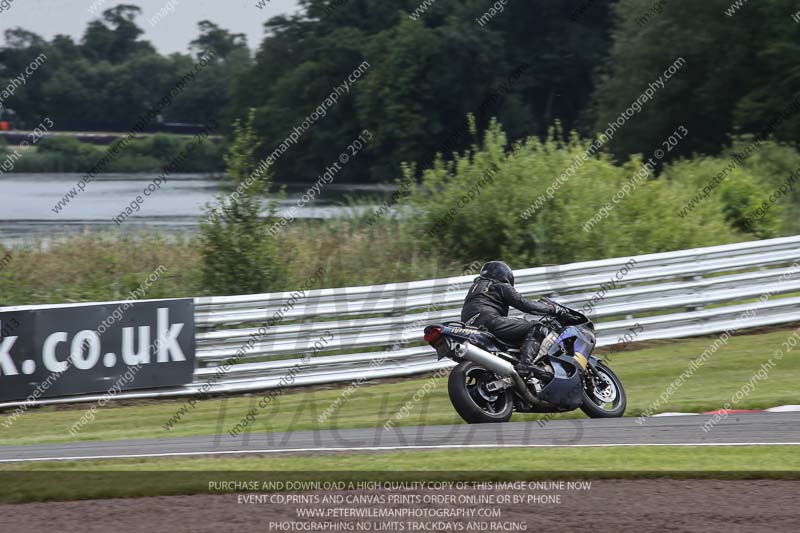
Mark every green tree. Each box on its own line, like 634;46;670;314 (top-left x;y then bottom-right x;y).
173;21;253;126
190;20;248;60
199;110;286;295
592;0;800;161
406;120;739;265
82;4;155;63
230;0;616;182
2;6;241;132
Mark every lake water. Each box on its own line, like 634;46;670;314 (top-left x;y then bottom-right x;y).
0;173;389;245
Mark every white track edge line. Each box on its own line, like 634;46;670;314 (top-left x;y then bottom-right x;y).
3;442;800;463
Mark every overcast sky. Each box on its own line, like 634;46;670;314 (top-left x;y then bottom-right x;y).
0;0;302;54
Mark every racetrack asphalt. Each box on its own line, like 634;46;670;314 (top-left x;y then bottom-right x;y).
1;412;799;463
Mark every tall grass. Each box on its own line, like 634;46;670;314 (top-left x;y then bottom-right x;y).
0;234;201;306
3;120;799;306
0;223;464;306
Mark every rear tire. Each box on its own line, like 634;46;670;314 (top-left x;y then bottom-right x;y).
580;363;626;418
448;361;514;424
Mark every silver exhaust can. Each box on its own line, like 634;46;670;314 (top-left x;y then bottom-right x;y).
453;342;515;377
453;342;544;409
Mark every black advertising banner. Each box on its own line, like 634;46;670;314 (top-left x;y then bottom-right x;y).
0;299;195;402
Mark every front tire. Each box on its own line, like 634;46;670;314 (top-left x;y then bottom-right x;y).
580;363;627;418
448;361;514;424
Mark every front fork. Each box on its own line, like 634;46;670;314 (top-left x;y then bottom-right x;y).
583;356;607;392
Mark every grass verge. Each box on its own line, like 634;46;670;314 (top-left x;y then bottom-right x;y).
1;326;798;447
0;446;797;502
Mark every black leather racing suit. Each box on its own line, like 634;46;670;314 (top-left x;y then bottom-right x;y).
460;276;557;364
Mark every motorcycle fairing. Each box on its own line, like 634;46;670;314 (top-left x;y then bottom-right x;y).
536;326;597;410
439;324;510;352
537;353;585;410
551;325;597;357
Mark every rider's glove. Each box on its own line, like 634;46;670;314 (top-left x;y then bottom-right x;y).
554;307;575;324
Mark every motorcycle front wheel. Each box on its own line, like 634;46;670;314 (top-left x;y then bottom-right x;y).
580;362;627;418
448;360;514;424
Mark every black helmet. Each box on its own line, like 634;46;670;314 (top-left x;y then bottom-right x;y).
480;261;515;286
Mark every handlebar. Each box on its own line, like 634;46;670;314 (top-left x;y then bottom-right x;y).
541;296;591;328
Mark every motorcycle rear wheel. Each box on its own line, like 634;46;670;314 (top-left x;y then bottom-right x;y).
448;361;514;424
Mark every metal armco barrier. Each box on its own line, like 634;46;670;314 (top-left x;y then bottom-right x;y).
2;236;800;408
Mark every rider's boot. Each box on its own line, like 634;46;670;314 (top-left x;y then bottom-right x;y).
515;329;553;380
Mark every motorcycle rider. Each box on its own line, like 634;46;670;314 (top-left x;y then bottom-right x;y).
460;261;576;377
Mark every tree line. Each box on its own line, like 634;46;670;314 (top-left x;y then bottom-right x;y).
1;0;798;182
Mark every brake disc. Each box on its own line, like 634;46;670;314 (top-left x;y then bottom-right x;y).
591;374;617;403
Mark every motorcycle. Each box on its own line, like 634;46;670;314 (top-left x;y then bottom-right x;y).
423;297;626;423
